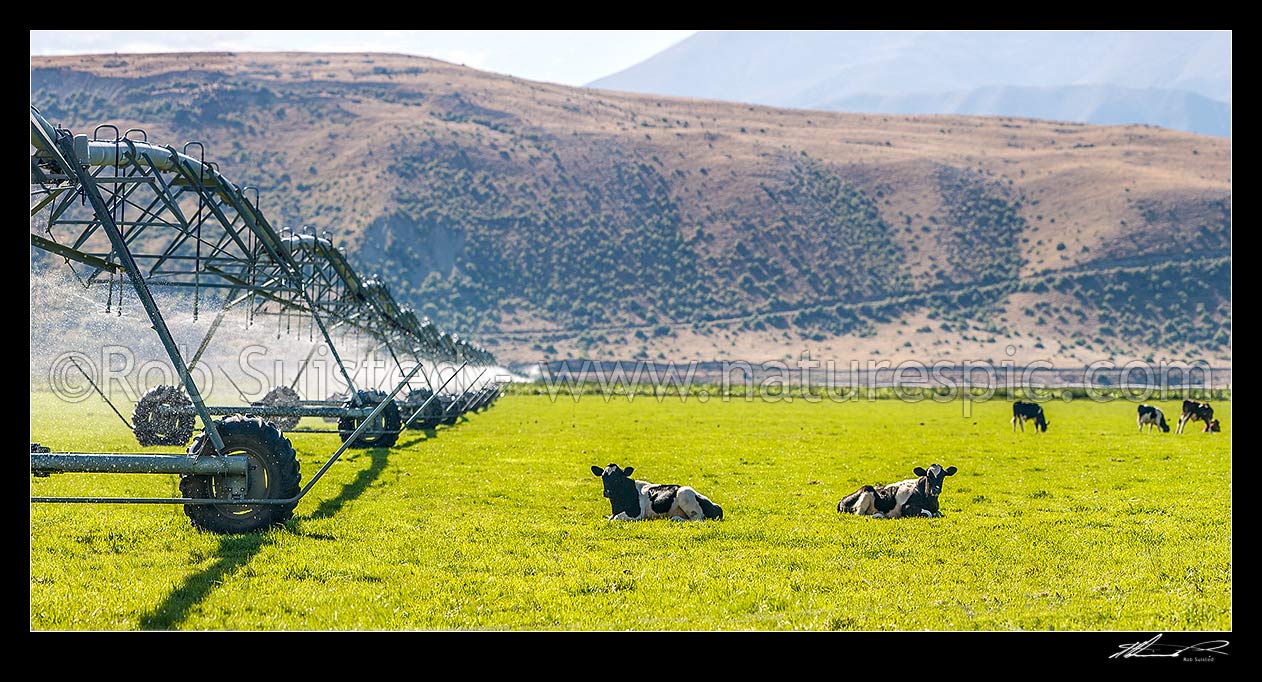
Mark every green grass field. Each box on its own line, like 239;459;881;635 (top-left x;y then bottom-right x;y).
29;391;1231;630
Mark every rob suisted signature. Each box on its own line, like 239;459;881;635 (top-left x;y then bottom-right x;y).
1111;634;1229;660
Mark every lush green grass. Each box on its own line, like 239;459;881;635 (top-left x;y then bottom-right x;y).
30;391;1231;630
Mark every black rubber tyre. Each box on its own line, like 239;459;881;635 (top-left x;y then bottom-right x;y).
255;385;301;431
437;394;458;426
449;394;471;421
322;392;349;423
179;415;301;534
132;385;195;446
337;389;401;448
404;389;436;430
473;388;491;412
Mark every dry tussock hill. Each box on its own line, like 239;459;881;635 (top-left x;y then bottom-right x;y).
30;52;1231;365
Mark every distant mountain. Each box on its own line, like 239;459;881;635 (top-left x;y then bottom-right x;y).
31;53;1230;365
588;30;1232;137
822;84;1232;138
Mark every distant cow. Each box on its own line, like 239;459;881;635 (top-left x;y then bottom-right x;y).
837;464;958;519
1011;401;1048;432
591;463;723;521
1176;399;1215;433
1137;404;1170;433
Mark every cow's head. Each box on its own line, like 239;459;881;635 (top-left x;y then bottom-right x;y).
912;464;958;498
1208;419;1221;432
591;463;640;516
1036;412;1049;432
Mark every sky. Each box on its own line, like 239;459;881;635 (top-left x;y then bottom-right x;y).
29;30;698;86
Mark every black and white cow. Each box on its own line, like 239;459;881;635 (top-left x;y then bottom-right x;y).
836;464;958;519
1011;401;1048;432
1176;399;1216;434
1137;404;1170;433
591;463;723;521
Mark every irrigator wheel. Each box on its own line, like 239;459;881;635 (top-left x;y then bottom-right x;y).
449;397;467;422
132;385;196;447
322;392;349;423
337;389;401;448
256;385;301;431
439;394;460;426
179;415;301;534
405;389;436;430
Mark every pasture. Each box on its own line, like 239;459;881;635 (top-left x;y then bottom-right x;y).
29;391;1231;630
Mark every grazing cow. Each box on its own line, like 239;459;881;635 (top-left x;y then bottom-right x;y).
590;463;723;521
1137;404;1170;433
1011;401;1049;432
1176;399;1215;433
837;464;958;519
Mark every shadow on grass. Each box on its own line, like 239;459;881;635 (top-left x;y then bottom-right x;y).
394;427;438;450
393;415;474;448
138;445;395;629
307;447;391;520
137;533;271;630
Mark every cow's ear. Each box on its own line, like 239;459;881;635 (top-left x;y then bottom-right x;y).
623;466;634;477
944;466;957;476
591;466;604;477
913;467;927;477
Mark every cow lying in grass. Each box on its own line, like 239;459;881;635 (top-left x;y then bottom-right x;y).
837;464;958;519
591;463;723;521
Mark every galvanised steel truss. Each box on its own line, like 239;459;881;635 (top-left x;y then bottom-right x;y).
29;106;502;533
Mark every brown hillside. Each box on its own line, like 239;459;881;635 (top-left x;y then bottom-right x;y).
30;52;1231;366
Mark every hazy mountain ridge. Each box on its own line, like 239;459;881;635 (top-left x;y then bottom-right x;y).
30;52;1230;364
818;84;1231;138
589;31;1231;137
